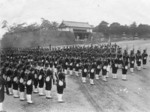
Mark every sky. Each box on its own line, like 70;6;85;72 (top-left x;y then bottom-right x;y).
0;0;150;39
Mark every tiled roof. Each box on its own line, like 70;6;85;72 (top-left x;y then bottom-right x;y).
60;21;92;28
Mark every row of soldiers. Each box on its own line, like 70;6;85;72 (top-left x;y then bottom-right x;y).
0;43;149;111
1;44;149;84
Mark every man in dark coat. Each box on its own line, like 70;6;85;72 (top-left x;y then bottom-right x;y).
142;49;148;69
129;50;135;73
56;67;66;103
121;59;128;80
112;59;118;79
0;72;9;111
45;69;53;99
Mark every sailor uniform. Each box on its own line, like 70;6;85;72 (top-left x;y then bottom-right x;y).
19;71;25;101
33;70;38;93
75;63;80;76
118;55;122;68
12;72;19;98
69;62;73;75
26;75;33;104
122;60;128;80
136;53;142;71
112;59;118;79
57;72;66;102
130;56;135;73
0;75;9;111
38;69;45;96
90;64;95;85
95;60;101;79
45;70;53;99
142;51;148;69
102;63;107;81
6;69;13;95
82;64;88;83
106;59;111;78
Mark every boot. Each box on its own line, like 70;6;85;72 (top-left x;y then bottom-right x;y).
95;75;99;79
58;94;64;103
143;65;146;69
39;88;44;96
46;90;52;99
8;88;13;95
76;72;79;76
20;92;25;101
70;70;73;75
26;94;33;104
138;66;141;71
106;73;109;78
34;87;38;93
90;79;94;85
122;75;127;81
103;76;107;82
13;90;19;98
112;74;115;79
0;102;3;111
67;69;70;75
64;70;67;74
82;77;86;83
114;74;117;79
130;68;134;73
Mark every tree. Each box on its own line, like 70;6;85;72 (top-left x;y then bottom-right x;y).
40;18;59;30
1;20;11;32
94;21;109;37
137;24;150;36
129;22;137;36
109;22;121;35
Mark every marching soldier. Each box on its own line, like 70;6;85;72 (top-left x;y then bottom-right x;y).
129;50;135;73
75;62;80;76
6;67;13;95
19;69;25;101
95;59;102;80
38;69;45;96
142;49;148;69
56;67;66;103
12;69;19;98
33;69;39;93
106;58;111;78
82;62;88;83
89;62;96;85
45;69;53;99
136;50;142;71
102;60;107;81
0;71;9;112
26;73;33;104
69;60;73;75
112;59;118;79
121;58;128;80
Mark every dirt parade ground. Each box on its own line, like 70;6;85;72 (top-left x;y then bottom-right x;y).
3;39;150;112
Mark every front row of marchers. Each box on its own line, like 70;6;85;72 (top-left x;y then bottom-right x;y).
0;67;66;112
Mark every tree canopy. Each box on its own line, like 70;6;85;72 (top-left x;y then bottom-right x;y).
93;21;150;37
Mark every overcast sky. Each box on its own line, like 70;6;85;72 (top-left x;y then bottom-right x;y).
0;0;150;39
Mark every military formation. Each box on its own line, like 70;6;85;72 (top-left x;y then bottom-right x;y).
0;43;149;112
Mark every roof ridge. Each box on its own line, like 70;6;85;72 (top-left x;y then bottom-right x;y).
63;21;89;24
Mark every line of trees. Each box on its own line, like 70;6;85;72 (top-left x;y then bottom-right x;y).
1;18;59;34
2;19;150;38
93;21;150;37
1;18;59;48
